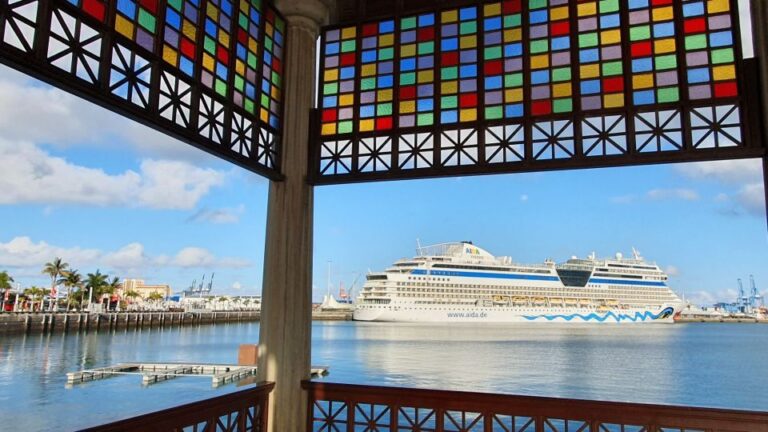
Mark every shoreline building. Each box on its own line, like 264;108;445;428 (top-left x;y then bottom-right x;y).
121;279;172;301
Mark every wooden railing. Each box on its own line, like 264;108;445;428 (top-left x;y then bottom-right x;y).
80;382;274;432
304;381;768;432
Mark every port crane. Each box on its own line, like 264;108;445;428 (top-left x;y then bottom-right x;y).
749;275;763;308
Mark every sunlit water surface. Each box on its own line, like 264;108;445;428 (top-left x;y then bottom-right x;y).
0;322;766;431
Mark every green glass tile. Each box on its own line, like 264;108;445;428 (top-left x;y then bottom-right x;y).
275;19;285;32
711;48;734;64
417;113;433;126
234;75;244;91
441;67;458;80
215;79;227;97
553;98;572;113
655;54;677;70
238;13;248;29
552;67;571;82
204;37;216;54
167;0;182;12
400;72;416;85
338;121;353;134
685;34;707;50
401;17;417;30
323;82;338;95
602;61;622;76
505;73;523;87
579;33;598;48
418;42;434;55
441;96;458;109
265;37;273;50
138;8;156;33
657;87;679;103
630;25;651;41
341;40;356;52
245;100;255;114
504;14;521;28
361;78;376;90
529;0;547;10
272;73;280;86
377;103;393;116
484;46;502;60
261;94;269;107
530;39;548;54
485;106;503;120
379;47;394;60
459;21;477;35
599;0;619;13
247;53;258;69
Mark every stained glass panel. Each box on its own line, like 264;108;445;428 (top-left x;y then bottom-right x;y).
628;0;679;105
483;0;525;120
576;0;624;110
162;0;200;77
440;6;479;124
260;6;283;129
682;0;738;100
399;13;436;128
359;19;395;133
68;0;108;23
202;0;234;97
528;0;573;115
232;0;260;113
114;0;160;52
321;26;357;136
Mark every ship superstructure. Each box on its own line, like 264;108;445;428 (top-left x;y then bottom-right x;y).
354;242;682;323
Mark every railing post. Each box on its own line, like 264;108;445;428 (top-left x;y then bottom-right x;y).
258;1;331;432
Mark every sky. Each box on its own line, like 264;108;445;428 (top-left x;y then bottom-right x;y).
0;0;765;305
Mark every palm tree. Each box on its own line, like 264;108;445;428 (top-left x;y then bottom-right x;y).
105;277;122;310
23;287;46;312
0;271;13;290
85;270;108;310
42;258;69;311
62;270;83;311
124;290;140;302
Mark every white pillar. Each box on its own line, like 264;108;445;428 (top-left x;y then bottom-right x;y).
258;1;331;431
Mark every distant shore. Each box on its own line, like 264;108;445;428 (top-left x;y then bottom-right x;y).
675;316;768;324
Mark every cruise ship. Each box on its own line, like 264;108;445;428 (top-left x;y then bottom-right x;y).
353;242;683;323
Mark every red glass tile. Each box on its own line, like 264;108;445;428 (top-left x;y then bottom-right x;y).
341;53;356;66
322;109;338;122
400;86;416;99
603;77;624;92
363;23;378;36
484;60;503;76
83;0;105;21
503;0;522;14
459;93;477;108
376;117;393;130
181;39;196;58
442;51;459;66
714;81;738;98
532;100;551;116
418;27;435;41
684;18;706;34
631;41;652;57
217;45;229;63
550;21;570;36
139;0;157;13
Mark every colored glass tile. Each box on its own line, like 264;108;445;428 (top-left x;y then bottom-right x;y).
628;0;680;105
68;0;108;22
357;20;395;132
114;0;160;52
528;0;573;115
231;0;261;115
484;0;525;120
321;26;357;135
682;0;738;99
577;0;624;110
440;6;479;124
201;0;234;97
399;13;435;127
260;7;284;129
161;0;200;77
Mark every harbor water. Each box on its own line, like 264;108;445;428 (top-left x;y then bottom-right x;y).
0;321;766;431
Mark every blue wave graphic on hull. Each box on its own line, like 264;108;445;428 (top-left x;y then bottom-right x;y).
523;307;674;323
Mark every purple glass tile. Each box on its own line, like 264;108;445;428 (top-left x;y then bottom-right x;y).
247;69;257;82
379;61;394;73
401;30;416;44
708;14;731;30
360;92;376;104
201;71;213;87
581;96;602;111
579;17;598;31
137;30;153;52
325;56;339;68
326;29;340;41
485;91;502;105
551;0;568;5
460;50;477;63
530;24;548;39
399;116;415;128
629;10;649;25
688;84;712;100
220;15;231;31
233;93;242;105
656;71;678;86
484;32;502;45
274;45;282;57
531;85;550;99
602;45;622;59
184;4;197;22
418;56;434;69
442;24;458;37
363;37;377;49
340;80;355;92
164;28;179;46
686;51;709;66
460;79;477;92
339;107;354;119
417;84;433;97
505;58;523;72
551;52;570;66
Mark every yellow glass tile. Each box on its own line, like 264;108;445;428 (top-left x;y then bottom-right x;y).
441;81;458;94
339;94;354;106
324;69;338;82
378;89;393;101
460;109;477;122
418;70;434;83
460;35;477;49
531;54;550;70
602;29;621;45
652;6;673;22
442;9;458;23
115;15;134;38
504;28;522;42
401;44;416;57
708;0;730;14
361;64;377;77
219;32;230;48
551;6;569;21
400;100;416;114
484;3;501;16
162;46;178;65
359;119;375;132
202;53;215;72
321;123;336;136
604;93;624;108
713;64;736;81
272;88;280;99
577;2;597;17
505;88;523;102
248;39;257;52
182;20;196;40
236;60;245;76
379;34;394;46
206;3;218;19
239;0;248;13
654;38;676;54
260;109;269;123
341;27;356;39
580;64;600;78
552;83;572;98
633;73;654;89
265;23;273;36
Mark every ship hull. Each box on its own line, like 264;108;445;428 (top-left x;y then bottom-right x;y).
353;304;680;324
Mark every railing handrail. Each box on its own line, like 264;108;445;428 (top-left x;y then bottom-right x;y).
303;381;768;431
80;382;275;432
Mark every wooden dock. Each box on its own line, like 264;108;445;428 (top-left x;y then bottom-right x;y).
66;363;329;388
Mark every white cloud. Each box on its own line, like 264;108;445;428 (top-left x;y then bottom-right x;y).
0;140;225;210
675;159;762;185
646;188;700;201
610;194;637;204
665;265;680;277
686;289;738;306
188;205;245;224
232;281;242;290
735;182;766;216
0;237;251;272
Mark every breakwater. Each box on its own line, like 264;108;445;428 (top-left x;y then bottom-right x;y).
0;310;352;335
